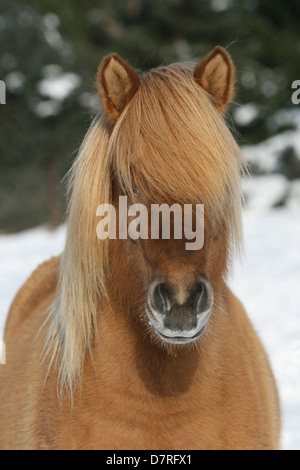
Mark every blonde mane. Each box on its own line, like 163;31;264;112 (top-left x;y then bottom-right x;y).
44;63;246;395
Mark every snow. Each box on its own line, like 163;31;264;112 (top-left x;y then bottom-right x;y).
33;66;81;116
243;174;289;211
243;130;300;173
0;205;299;449
288;180;300;209
211;0;232;12
33;99;62;118
42;13;60;31
233;103;260;127
0;225;65;341
78;91;100;112
242;109;300;173
230;207;300;450
5;71;26;94
37;73;81;101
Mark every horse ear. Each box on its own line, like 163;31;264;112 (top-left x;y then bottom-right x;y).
98;54;140;123
194;46;234;113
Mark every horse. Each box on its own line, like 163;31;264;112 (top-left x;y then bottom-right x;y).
0;47;280;450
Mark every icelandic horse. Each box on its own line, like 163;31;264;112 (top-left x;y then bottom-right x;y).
0;47;280;450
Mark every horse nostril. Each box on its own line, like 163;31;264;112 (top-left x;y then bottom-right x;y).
195;282;208;313
152;283;168;314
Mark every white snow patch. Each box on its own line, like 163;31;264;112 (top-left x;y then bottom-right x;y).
0;225;65;340
33;100;62;118
211;0;232;12
0;207;300;449
5;71;26;93
243;174;289;211
78;92;100;112
242;109;300;173
234;103;260;127
229;207;300;450
42;13;60;30
288;179;300;208
37;73;81;101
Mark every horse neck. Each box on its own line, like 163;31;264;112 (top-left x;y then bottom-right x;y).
93;280;226;398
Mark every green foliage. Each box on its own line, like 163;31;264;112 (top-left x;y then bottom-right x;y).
0;0;299;231
278;146;300;181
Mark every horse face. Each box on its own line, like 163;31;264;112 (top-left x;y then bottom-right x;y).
111;178;227;346
100;50;238;347
135;229;215;345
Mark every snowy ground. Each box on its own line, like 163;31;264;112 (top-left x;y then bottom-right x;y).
230;207;300;450
0;204;299;449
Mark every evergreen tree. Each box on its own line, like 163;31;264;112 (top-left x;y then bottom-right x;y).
1;0;299;231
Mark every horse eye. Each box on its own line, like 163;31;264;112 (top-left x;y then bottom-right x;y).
117;176;137;194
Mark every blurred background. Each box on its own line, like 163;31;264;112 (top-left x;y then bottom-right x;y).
1;0;300;231
0;0;300;450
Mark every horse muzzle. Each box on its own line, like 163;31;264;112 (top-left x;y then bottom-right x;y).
146;275;214;345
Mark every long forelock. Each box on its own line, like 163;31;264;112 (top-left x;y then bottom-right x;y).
108;64;246;253
45;63;246;396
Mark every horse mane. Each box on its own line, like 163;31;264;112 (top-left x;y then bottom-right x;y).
44;63;246;396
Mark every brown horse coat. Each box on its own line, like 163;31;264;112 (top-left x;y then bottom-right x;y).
0;48;280;450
